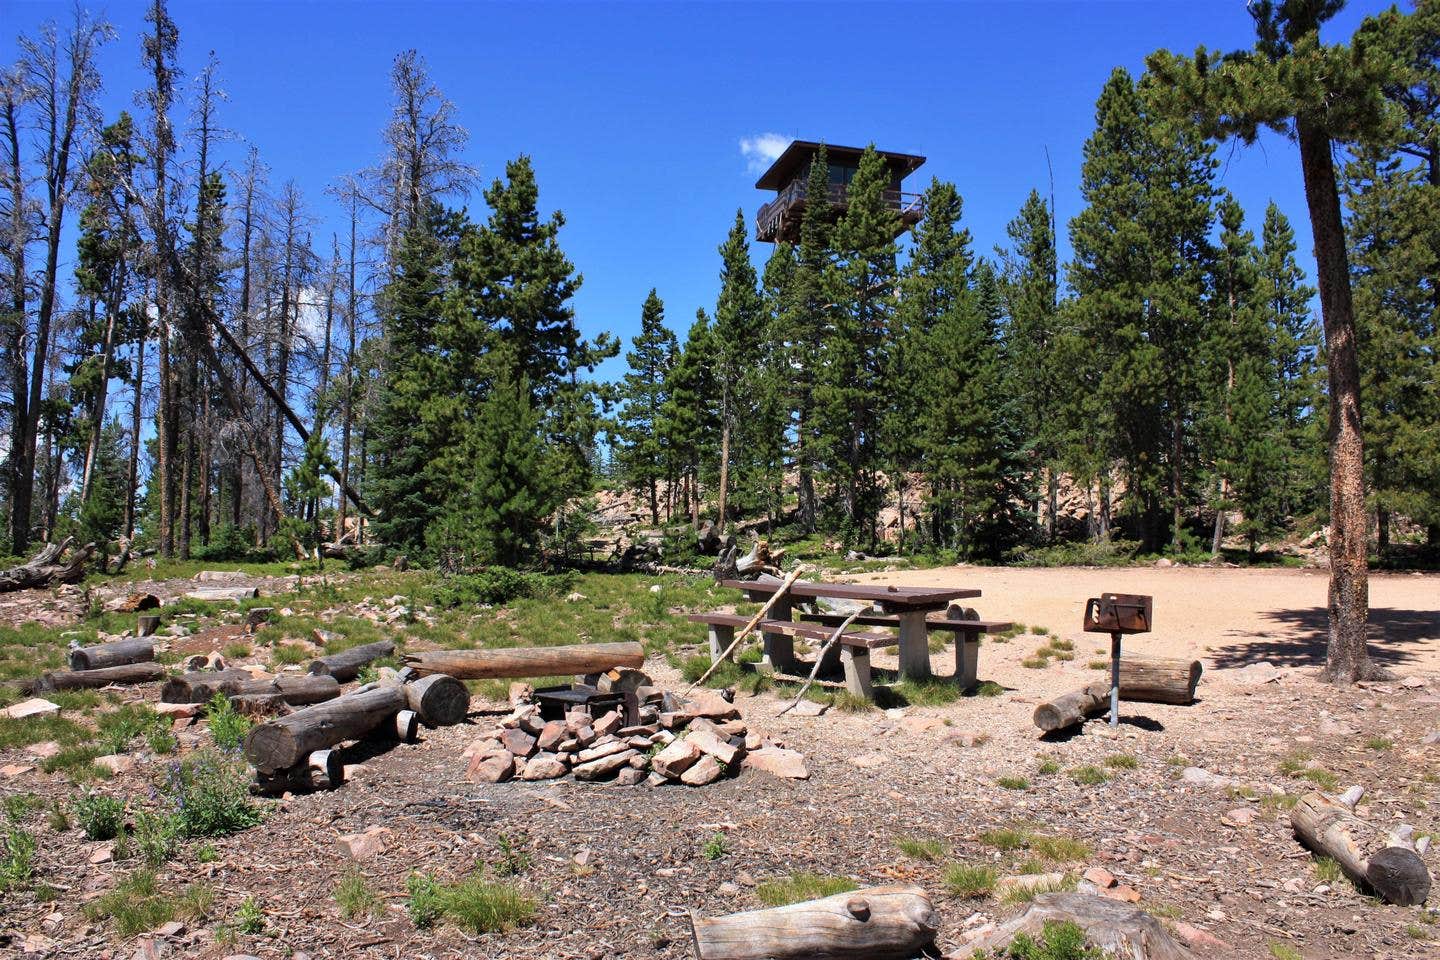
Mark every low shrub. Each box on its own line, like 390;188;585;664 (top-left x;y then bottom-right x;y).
335;869;381;919
943;862;998;898
429;568;574;609
158;749;262;838
1006;919;1105;959
895;835;947;862
73;792;125;841
205;694;252;751
0;825;36;892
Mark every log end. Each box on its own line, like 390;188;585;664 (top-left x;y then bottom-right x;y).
1366;846;1432;906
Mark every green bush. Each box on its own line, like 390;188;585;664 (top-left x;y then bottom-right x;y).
205;694;252;751
406;870;443;928
428;568;575;609
132;810;180;866
74;792;125;841
158;749;262;838
0;825;36;892
1006;920;1105;959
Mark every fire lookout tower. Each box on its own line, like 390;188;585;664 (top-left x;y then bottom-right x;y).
753;140;926;244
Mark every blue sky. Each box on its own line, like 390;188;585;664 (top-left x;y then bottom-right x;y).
4;0;1396;384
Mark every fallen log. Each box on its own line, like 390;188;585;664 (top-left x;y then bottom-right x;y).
162;670;340;706
306;639;396;682
109;592;160;613
0;537;97;592
689;884;937;960
403;641;645;680
1034;681;1111;733
1117;656;1202;705
1291;786;1431;906
68;639;154;672
380;672;469;726
243;686;408;773
186;585;260;602
32;662;166;692
972;892;1192;960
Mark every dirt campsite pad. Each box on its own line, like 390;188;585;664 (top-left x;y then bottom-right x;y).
0;565;1437;959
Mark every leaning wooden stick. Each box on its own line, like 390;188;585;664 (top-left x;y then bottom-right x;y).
683;566;805;696
777;609;861;716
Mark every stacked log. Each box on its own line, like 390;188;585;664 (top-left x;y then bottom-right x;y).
307;639;395;682
244;686;409;774
403;641;644;679
1032;656;1205;732
69;639;154;672
161;670;340;707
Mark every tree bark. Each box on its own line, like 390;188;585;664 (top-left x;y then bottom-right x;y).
1296;118;1374;684
379;672;469;726
1291;787;1430;906
306;639;396;683
974;892;1191;960
243;685;407;773
161;671;340;706
0;538;97;591
690;885;937;960
402;641;645;680
32;662;165;692
69;639;154;672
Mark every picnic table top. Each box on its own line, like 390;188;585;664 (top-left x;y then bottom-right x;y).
718;578;980;610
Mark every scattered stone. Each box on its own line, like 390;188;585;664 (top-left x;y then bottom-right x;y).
575;738;630;764
508;682;534;706
1172;922;1230;952
593;710;624;737
686;729;740;766
5;698;59;721
1222;807;1256;827
24;741;60;759
996;872;1064;895
499;728;537;758
573;748;638;781
519;754;568;781
743;747;808;780
1180;767;1235;789
1400;676;1427;689
94;754;135;775
1082;866;1116;889
1101;884;1141;903
683;690;740;721
615;767;645;786
2;764;35;777
536;720;567;752
152;702;200;718
338;827;390;860
790;699;828;717
89;843;115;864
1230;661;1281;685
154;921;186;938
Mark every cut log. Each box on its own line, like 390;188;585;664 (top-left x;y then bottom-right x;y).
0;537;97;592
186;585;260;602
974;892;1192;960
1291;787;1431;905
393;709;420;743
243;686;407;773
402;641;645;680
137;614;161;637
68;639;155;672
690;884;937;960
32;662;166;692
1118;656;1202;705
1034;681;1111;732
306;639;396;682
380;672;469;726
254;749;345;793
162;671;340;706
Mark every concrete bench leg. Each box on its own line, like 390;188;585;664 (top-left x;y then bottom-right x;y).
708;625;735;663
956;630;980;690
817;638;845;676
841;647;873;700
761;599;796;674
897;610;932;680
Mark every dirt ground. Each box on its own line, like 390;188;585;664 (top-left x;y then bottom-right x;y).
3;565;1439;960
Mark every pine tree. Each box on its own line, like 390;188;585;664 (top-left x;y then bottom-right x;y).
1146;0;1402;681
890;178;972;549
1257;201;1323;524
1067;67;1215;552
817;145;899;546
998;189;1063;540
615;289;677;525
366;204;459;551
755;243;798;528
659;310;718;526
711;211;764;531
1205;194;1285;557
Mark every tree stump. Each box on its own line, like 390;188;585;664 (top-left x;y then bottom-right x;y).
972;892;1192;959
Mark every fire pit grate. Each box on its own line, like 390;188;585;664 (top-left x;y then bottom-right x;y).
531;684;625;722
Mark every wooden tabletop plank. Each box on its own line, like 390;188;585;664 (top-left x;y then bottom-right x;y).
718;578;980;609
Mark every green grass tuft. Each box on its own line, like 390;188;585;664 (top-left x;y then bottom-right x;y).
943;862;998;898
755;872;858;907
894;835;947;862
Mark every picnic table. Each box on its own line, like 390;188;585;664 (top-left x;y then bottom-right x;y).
711;578;998;693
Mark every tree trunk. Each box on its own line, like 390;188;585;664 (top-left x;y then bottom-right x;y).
378;672;469;726
974;892;1191;960
402;641;644;680
32;662;165;692
161;671;340;706
0;538;97;592
306;640;396;683
717;419;731;536
1296;118;1373;684
1291;787;1430;905
243;685;408;773
1033;681;1110;732
69;639;154;672
690;885;937;960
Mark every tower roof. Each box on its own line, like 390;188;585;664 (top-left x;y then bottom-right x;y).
754;140;926;191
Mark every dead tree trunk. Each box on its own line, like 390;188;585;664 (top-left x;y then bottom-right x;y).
0;538;97;592
402;641;645;680
306;640;396;683
974;892;1192;960
243;686;407;773
379;672;469;726
689;885;938;960
69;639;155;671
32;662;166;692
1291;786;1431;906
1034;681;1111;733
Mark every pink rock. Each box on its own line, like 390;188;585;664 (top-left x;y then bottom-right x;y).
573;749;638;781
1;764;35;778
338;827;390;860
152;702;199;718
575;738;630;764
24;741;60;759
94;754;135;775
743;747;809;780
519;754;568;781
5;698;59;721
682;691;740;721
536;720;566;752
1101;884;1142;903
1083;866;1116;888
685;729;740;766
651;739;702;779
614;767;645;786
499;728;537;758
592;710;623;737
465;751;515;784
1172;922;1230;951
680;754;723;786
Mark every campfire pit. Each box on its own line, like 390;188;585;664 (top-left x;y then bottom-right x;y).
531;684;627;723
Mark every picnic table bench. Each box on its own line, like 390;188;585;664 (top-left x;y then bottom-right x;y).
690;578;1003;699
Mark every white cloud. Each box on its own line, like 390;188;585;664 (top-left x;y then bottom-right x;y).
739;133;791;174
